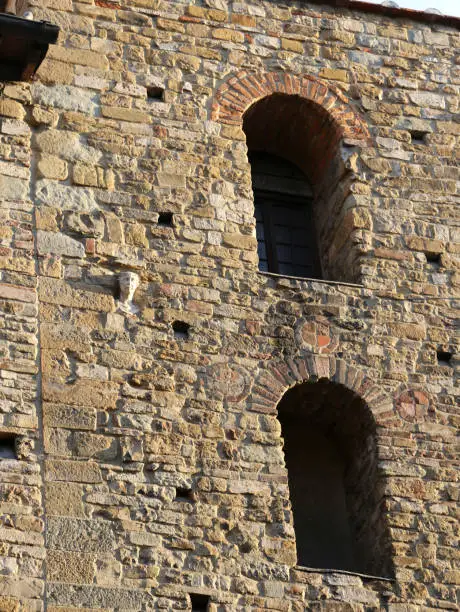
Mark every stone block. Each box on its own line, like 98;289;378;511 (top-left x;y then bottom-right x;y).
43;379;118;409
38;278;114;312
101;107;150;124
388;322;426;341
47;584;151;609
0;99;26;120
73;163;99;187
281;38;304;53
47;551;95;585
35;131;101;165
37;155;68;181
0;283;36;303
32;84;96;114
36;59;74;85
37;231;85;258
73;433;118;460
48;46;109;70
0;175;27;201
46;518;115;553
43;403;97;430
319;68;349;82
223;233;258;250
46;460;102;484
0;576;43;600
45;482;85;518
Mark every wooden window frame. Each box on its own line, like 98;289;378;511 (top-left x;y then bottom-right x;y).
254;188;322;278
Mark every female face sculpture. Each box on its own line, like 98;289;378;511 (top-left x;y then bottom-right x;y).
118;271;140;314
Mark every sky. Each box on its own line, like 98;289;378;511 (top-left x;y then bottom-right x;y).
364;0;460;17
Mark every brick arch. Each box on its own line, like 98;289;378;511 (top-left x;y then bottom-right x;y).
250;354;394;425
211;70;371;144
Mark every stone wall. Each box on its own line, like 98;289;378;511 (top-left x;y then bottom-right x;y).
0;0;458;610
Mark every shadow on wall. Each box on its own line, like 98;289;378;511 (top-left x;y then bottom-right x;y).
277;379;394;578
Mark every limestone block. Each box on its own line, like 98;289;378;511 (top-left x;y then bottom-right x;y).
35;130;101;165
0;99;26;120
65;211;105;238
38;278;115;312
101;107;151;124
0;576;43;599
73;163;98;187
0;283;36;303
47;583;152;609
94;558;122;586
46;518;115;553
223;233;258;250
409;91;446;109
0;596;20;612
36;59;73;85
41;322;92;352
32;84;96;114
45;460;102;483
43;427;72;456
47;551;95;584
157;173;186;188
45;482;85;517
31;106;59;127
0;175;27;201
388;322;426;341
42;379;118;408
72;433;118;460
37;231;85;258
37;155;68;180
319;67;349;82
47;46;109;70
125;223;148;247
36;180;98;211
43;403;97;430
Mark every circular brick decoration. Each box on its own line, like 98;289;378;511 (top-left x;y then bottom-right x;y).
295;317;339;354
206;363;251;403
396;389;431;423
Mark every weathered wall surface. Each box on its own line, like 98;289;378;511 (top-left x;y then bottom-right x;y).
0;0;458;610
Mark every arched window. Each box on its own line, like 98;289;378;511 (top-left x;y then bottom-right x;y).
251;152;322;278
243;92;361;283
277;379;392;577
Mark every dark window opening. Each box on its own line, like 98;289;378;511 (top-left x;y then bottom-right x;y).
147;86;165;101
249;152;321;279
425;251;441;265
0;433;16;459
437;351;452;366
190;593;210;611
410;130;429;145
277;380;393;577
158;212;174;226
175;487;194;502
172;320;190;338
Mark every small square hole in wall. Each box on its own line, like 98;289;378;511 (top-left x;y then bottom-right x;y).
410;130;429;145
0;434;16;459
146;86;165;101
425;251;441;265
175;487;194;502
190;593;210;611
172;320;190;339
437;351;452;366
158;212;174;227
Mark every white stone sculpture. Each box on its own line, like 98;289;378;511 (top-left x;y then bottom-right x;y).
117;271;140;315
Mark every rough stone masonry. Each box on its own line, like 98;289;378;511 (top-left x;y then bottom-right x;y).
0;0;458;610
